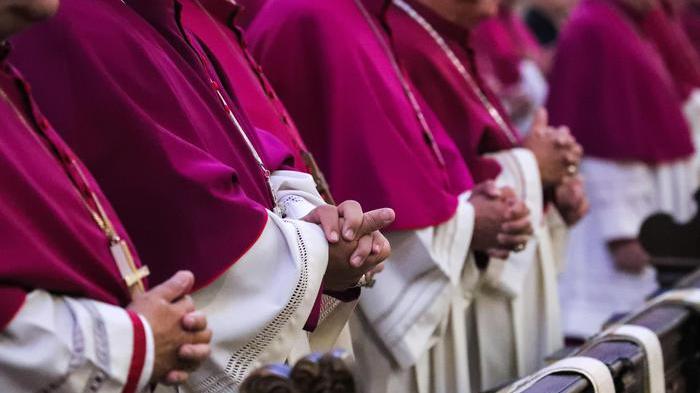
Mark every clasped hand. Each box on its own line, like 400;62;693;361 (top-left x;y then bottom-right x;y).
302;200;395;291
127;271;212;386
470;182;533;260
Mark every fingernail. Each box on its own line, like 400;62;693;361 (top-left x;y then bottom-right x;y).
351;256;362;267
373;244;381;254
381;209;394;220
345;229;354;239
329;231;339;242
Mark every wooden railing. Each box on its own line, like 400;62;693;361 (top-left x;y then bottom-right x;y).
520;269;700;393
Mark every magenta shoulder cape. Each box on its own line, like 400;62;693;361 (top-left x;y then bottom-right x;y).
547;0;694;163
389;0;520;183
180;0;310;172
248;0;474;231
11;0;293;289
642;0;700;100
0;62;143;329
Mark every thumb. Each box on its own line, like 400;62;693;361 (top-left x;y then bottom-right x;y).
149;270;195;302
530;107;548;134
357;208;395;236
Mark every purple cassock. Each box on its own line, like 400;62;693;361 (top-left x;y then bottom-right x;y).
682;2;700;57
388;0;521;184
10;0;296;289
642;0;700;100
472;4;547;89
547;0;694;164
248;0;474;231
178;0;334;204
0;57;146;329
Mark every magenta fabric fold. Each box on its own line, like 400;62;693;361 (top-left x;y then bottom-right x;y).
248;0;474;231
180;0;310;172
642;0;700;100
0;62;143;328
547;0;694;163
10;0;293;289
237;0;268;28
472;4;546;88
389;0;520;183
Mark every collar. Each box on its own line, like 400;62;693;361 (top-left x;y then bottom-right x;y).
403;0;470;43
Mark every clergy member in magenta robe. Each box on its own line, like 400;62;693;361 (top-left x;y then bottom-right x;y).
549;0;697;339
10;0;394;390
249;0;535;392
643;0;700;167
0;2;212;390
178;0;356;356
388;0;588;388
472;1;550;133
178;0;333;204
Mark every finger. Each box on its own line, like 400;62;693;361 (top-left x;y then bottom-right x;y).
482;181;502;199
366;235;391;266
370;262;385;275
487;248;511;259
530;107;548;134
178;343;212;364
502;216;533;235
311;205;341;243
182;311;207;332
498;234;531;249
163;370;190;385
506;202;530;220
350;235;374;268
499;186;516;201
338;200;363;241
564;153;581;165
173;295;195;314
356;208;396;237
370;231;384;255
149;271;195;302
191;328;213;345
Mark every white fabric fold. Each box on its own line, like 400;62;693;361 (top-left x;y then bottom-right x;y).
473;148;563;389
0;290;154;393
356;191;476;368
182;211;329;393
482;148;543;297
271;170;326;219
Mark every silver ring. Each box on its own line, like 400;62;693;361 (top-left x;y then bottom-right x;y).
355;273;376;288
514;243;526;252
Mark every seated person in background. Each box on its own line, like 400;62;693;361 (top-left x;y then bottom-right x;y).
10;0;393;391
249;1;534;392
0;0;211;390
549;0;698;340
388;0;586;388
